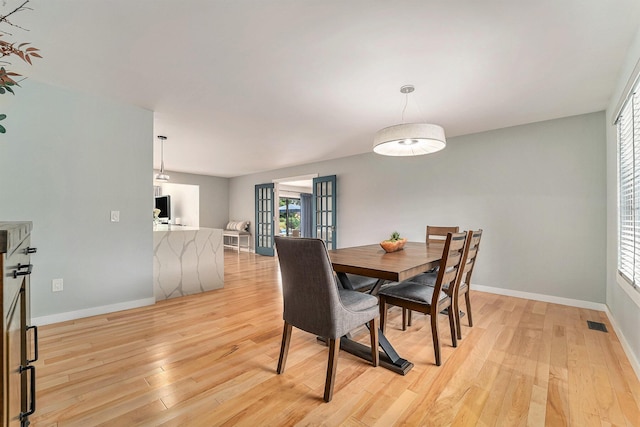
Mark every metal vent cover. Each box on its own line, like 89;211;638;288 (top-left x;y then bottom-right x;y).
587;320;608;332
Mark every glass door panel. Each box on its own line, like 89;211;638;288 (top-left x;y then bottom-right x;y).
312;175;337;250
255;183;275;256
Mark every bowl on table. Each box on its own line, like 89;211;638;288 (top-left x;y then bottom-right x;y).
380;238;407;253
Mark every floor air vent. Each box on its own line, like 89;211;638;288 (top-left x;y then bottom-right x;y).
587;320;608;332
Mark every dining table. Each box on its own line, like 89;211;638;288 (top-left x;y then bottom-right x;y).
327;241;445;375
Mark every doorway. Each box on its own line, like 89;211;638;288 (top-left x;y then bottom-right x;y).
275;175;314;239
279;197;301;237
255;174;336;255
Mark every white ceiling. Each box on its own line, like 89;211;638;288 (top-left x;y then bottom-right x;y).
18;0;640;177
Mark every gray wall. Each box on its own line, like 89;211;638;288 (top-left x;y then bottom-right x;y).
606;27;640;367
155;170;229;228
0;81;154;319
230;112;606;303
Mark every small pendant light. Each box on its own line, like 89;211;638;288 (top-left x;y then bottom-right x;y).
155;135;170;181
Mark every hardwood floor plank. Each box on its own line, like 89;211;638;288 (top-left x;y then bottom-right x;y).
546;324;570;426
372;388;418;427
30;249;640;426
616;390;640;426
567;328;600;423
590;365;627;426
527;384;548;427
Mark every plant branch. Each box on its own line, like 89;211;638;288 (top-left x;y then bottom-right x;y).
1;1;30;24
0;0;40;133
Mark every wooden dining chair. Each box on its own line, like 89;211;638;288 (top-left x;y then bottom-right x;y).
426;225;460;245
378;232;467;366
411;229;483;339
452;229;482;339
403;225;460;329
274;236;379;402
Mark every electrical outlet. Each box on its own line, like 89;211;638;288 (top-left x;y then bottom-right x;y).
110;210;120;222
52;278;63;292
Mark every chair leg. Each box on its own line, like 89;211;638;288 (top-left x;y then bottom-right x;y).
277;322;292;374
369;317;379;367
448;304;457;348
453;293;463;340
408;309;413;326
324;337;340;402
379;299;387;334
402;308;407;331
464;291;473;327
431;313;441;366
401;308;413;329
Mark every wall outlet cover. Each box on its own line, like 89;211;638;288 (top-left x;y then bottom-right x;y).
110;210;120;222
52;278;63;292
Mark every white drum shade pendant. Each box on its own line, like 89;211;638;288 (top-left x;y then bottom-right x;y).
373;85;446;156
155;135;170;181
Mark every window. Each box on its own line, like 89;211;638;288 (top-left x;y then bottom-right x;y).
617;84;640;290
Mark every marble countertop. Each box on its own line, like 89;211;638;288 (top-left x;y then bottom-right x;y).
153;224;224;300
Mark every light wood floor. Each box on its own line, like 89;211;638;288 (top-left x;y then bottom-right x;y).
32;250;640;426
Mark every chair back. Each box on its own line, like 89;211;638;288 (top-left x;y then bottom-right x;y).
426;225;460;245
456;229;483;292
274;236;343;338
431;232;467;308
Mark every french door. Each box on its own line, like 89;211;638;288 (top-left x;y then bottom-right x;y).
255;183;275;256
313;175;337;250
255;175;336;255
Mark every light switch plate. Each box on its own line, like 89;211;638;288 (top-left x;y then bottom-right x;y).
110;210;120;222
52;278;63;292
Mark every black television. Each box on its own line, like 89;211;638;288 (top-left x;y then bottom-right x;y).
155;195;171;220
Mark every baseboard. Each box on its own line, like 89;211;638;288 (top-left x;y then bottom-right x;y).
603;306;640;380
31;297;156;326
473;284;607;311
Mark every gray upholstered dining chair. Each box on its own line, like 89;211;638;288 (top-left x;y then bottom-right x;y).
378;232;467;366
274;236;379;402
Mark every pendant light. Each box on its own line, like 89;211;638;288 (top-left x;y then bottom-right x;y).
155;135;170;181
373;85;446;156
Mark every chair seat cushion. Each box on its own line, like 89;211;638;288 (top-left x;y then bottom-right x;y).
344;274;378;292
223;229;251;237
413;273;470;295
411;272;437;285
379;281;448;305
338;289;379;312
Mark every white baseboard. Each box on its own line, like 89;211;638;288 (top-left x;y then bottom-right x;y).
473;284;607;311
603;306;640;380
31;297;156;326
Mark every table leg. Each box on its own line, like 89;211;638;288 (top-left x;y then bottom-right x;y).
334;272;414;375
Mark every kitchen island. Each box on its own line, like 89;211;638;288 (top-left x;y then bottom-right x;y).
153;225;224;301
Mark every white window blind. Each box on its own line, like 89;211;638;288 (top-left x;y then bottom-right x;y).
618;87;640;289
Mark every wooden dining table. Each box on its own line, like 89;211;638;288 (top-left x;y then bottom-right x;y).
328;241;445;375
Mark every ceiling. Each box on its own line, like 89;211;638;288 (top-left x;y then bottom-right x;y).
17;0;640;177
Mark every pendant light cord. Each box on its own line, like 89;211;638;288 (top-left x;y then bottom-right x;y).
160;139;165;172
401;92;409;123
